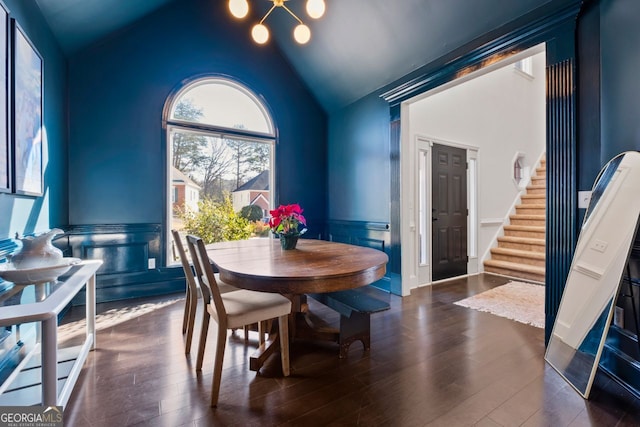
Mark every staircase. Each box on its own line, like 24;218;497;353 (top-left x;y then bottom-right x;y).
484;156;546;283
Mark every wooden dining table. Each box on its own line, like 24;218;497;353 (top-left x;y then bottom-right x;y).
205;238;388;371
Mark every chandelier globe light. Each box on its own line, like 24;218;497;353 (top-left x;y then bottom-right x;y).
306;0;325;19
252;23;270;44
228;0;326;45
294;24;311;44
229;0;249;18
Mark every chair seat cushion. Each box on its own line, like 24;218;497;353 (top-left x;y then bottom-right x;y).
218;290;292;329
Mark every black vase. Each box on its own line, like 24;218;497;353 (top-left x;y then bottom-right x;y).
279;234;299;250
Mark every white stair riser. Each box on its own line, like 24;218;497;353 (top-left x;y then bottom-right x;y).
485;266;545;283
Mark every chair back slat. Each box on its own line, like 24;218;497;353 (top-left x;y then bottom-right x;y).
171;230;198;296
186;235;227;320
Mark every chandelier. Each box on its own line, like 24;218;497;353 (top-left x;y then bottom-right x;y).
228;0;326;45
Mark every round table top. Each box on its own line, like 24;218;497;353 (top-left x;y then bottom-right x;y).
206;239;388;294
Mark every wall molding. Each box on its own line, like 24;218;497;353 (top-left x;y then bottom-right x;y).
327;219;399;294
380;1;583;106
62;223;182;303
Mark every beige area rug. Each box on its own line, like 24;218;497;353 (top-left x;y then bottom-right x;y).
454;281;545;328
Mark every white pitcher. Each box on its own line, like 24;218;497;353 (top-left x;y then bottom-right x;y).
12;229;64;269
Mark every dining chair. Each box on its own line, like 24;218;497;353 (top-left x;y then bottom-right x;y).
171;230;246;354
186;235;292;407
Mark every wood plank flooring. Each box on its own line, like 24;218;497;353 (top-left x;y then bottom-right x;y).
62;274;640;426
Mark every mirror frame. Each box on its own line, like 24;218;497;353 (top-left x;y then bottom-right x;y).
545;151;640;398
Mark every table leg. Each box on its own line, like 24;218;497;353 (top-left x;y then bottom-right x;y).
289;294;339;343
86;273;97;350
41;318;58;406
247;294;341;372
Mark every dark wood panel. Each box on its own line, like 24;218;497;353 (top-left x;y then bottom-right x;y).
435;227;447;262
452;226;463;261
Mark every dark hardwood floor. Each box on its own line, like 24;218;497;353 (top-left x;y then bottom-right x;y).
62;274;640;426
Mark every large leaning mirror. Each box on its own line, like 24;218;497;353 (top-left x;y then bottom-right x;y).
545;151;640;398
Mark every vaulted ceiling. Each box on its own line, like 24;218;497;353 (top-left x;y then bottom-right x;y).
35;0;570;112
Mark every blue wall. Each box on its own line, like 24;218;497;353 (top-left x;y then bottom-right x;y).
600;0;640;160
328;93;390;223
0;0;67;238
67;0;326;237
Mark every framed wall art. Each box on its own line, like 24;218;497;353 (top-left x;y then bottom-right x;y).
0;3;9;193
12;19;42;196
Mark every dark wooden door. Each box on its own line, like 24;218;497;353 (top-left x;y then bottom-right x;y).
432;143;468;281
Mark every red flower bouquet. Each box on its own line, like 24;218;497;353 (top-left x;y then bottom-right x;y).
268;203;307;237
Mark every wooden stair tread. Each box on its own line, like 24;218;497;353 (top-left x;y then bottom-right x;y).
497;236;545;245
504;225;545;232
484;259;545;274
490;247;545;260
521;194;545;199
510;214;545;220
516;203;545;209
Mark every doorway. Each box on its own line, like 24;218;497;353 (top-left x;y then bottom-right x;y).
416;138;478;285
400;44;546;294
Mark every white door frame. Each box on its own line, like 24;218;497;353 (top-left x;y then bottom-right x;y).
400;128;479;295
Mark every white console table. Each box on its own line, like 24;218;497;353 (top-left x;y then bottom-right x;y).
0;260;101;407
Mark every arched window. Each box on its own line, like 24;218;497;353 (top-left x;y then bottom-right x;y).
169;78;274;135
165;77;275;257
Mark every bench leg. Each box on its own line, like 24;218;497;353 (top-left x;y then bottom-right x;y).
338;312;371;358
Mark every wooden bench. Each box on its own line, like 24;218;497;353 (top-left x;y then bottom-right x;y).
309;286;390;358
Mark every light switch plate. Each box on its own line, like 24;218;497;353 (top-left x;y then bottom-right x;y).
592;239;608;253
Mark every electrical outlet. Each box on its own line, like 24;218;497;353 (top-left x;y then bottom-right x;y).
578;191;592;209
614;306;624;328
148;258;156;269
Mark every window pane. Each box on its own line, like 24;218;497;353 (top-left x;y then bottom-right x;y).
170;80;273;134
170;128;272;236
